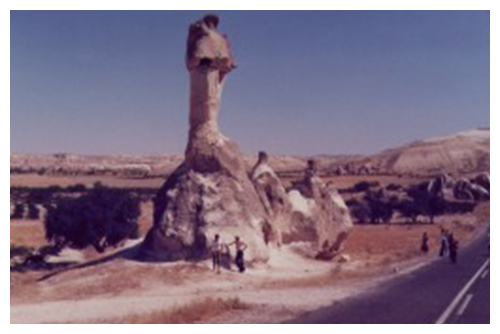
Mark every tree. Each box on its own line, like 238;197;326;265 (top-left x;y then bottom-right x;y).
44;185;140;253
346;199;371;224
363;190;395;224
397;199;421;223
407;185;446;224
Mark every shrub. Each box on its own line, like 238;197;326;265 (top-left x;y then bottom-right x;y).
10;245;33;259
44;184;140;253
407;185;446;223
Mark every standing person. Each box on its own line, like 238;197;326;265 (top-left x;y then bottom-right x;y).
421;231;429;253
448;233;458;264
439;228;448;257
211;234;222;274
229;236;247;273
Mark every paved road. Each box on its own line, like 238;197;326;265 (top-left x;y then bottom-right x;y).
288;230;490;324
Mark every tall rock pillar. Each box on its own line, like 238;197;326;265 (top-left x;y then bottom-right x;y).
139;15;270;262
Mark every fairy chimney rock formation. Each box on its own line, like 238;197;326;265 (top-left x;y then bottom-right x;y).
250;151;294;245
139;15;270;262
288;159;353;254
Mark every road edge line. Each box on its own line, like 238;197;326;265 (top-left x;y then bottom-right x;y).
435;258;490;324
481;268;489;279
456;294;474;316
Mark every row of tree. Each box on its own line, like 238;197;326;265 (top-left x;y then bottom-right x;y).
44;183;141;253
346;183;476;224
10;183;156;220
10;183;142;254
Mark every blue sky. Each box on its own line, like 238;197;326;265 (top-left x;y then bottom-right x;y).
10;10;490;155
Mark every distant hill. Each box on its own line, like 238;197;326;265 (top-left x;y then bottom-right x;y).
370;128;489;175
328;128;489;176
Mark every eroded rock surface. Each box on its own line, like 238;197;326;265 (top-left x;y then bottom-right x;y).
425;172;490;202
288;160;353;257
141;164;270;261
139;15;354;263
250;151;293;246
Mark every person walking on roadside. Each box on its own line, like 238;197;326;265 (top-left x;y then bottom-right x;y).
421;231;429;253
448;233;458;264
439;228;448;257
229;236;247;273
211;234;222;274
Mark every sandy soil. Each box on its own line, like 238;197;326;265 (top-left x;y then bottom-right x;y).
9;245;412;324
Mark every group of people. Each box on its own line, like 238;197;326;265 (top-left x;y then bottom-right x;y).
421;228;459;264
210;234;247;274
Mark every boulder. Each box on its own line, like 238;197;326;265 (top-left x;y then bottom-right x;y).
454;178;489;201
471;172;490;191
45;248;84;264
427;173;454;198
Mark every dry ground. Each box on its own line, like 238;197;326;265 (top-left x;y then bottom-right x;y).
10;203;488;323
11;173;425;190
87;297;250;324
10;173;489;323
10;220;47;248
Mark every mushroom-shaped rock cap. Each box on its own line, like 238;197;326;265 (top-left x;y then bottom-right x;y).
203;14;219;28
186;15;236;74
258;151;269;163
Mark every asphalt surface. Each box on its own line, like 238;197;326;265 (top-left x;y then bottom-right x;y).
288;230;490;324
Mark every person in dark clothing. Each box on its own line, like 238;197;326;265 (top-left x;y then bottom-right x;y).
211;234;222;273
448;233;458;264
229;236;247;273
421;231;429;253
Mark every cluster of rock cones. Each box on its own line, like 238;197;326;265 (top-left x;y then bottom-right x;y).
138;15;352;263
139;146;353;262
